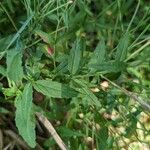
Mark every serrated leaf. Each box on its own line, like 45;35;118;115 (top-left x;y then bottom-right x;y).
115;33;129;61
33;80;78;98
89;38;106;65
7;46;23;82
89;61;126;73
55;59;68;74
68;38;82;75
73;79;101;107
82;87;101;107
15;84;36;148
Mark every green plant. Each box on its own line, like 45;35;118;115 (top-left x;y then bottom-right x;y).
0;0;149;149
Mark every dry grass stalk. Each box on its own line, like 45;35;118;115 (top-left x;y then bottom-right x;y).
36;112;68;150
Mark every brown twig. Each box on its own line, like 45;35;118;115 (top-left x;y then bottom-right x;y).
4;130;30;150
36;112;68;150
0;129;3;150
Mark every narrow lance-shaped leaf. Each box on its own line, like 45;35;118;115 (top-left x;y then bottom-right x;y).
33;79;78;98
89;61;126;73
98;127;108;150
89;37;106;65
73;79;101;107
5;14;34;51
68;38;82;75
115;33;130;61
55;59;68;74
15;84;36;148
7;46;23;82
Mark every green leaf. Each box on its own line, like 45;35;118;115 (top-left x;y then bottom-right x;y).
7;47;23;82
0;35;13;52
73;79;101;107
58;127;83;137
115;33;130;61
55;59;68;74
89;61;126;73
125;118;137;138
98;127;108;150
6;0;14;12
0;107;9;114
0;65;6;76
2;85;18;97
82;87;101;107
62;11;69;27
35;30;53;44
47;14;59;25
89;38;106;65
70;11;86;28
15;84;36;148
77;1;93;16
5;14;34;51
33;79;78;98
68;38;83;75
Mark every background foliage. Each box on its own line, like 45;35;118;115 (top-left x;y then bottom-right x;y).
0;0;150;149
